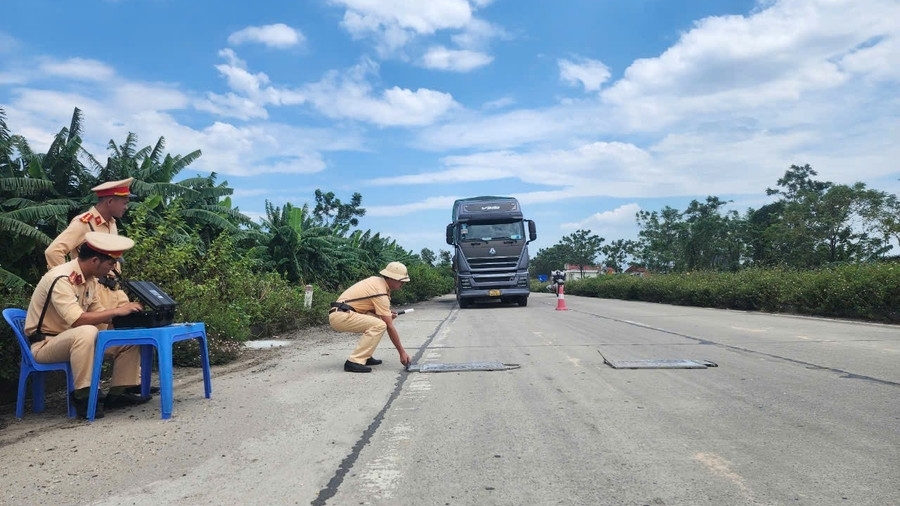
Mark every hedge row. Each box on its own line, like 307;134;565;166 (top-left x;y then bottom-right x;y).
534;263;900;323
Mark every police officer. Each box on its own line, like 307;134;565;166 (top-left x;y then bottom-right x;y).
329;262;412;372
45;177;136;312
26;232;148;418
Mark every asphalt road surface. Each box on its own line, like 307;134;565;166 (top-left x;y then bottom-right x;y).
1;292;898;506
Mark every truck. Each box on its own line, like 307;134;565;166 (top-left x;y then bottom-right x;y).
446;196;537;308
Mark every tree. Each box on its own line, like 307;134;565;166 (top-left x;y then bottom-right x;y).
864;192;900;256
261;201;320;284
762;165;889;267
744;201;785;267
681;196;744;271
438;250;452;266
38;108;94;200
766;164;831;201
312;189;365;232
0;108;83;287
420;248;436;266
635;207;683;273
560;229;604;277
530;243;573;279
600;239;636;273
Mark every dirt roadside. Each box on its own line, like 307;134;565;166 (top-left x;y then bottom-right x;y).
0;316;427;506
0;298;442;506
0;325;326;444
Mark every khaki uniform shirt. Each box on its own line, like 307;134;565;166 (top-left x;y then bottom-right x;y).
25;260;104;336
44;206;128;309
45;206;118;268
337;276;392;317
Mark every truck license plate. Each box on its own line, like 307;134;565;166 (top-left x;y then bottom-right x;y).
488;289;501;297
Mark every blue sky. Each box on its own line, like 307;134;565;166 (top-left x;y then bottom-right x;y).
1;0;899;258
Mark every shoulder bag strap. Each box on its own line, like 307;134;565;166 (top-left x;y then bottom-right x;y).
35;275;68;336
339;293;389;303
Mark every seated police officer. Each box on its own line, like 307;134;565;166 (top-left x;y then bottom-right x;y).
25;232;149;418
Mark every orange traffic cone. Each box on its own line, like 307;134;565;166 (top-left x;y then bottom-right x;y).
555;282;568;311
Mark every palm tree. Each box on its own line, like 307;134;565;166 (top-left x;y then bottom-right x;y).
38;108;95;201
0;108;79;287
262;201;318;283
95;133;253;244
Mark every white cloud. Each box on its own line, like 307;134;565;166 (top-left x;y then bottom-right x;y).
4;0;899;222
195;92;270;120
367;141;656;195
417;107;598;151
198;49;306;119
182;120;362;177
227;24;305;49
561;203;642;231
40;58;116;82
420;46;493;72
303;60;458;126
839;35;900;82
114;83;189;111
3;71;360;180
482;96;515;109
601;0;900;131
0;31;20;54
408;0;900;205
559;57;611;92
366;195;461;217
451;18;506;49
332;0;473;36
330;0;503;58
215;49;270;95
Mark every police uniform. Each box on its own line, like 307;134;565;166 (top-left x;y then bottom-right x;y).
329;262;410;367
45;178;135;312
27;233;141;391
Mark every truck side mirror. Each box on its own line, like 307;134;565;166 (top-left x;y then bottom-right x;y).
446;223;454;245
527;220;537;242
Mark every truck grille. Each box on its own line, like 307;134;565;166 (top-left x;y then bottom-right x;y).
468;256;519;282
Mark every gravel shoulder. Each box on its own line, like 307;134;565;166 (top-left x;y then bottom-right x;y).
0;300;443;506
0;325;366;505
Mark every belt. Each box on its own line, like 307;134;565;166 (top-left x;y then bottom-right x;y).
27;332;56;345
329;302;356;314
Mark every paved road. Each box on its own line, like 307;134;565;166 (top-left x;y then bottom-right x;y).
2;293;898;505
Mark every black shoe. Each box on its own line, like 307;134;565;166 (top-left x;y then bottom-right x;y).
104;392;152;409
344;360;372;373
70;392;104;419
365;357;383;366
124;385;160;395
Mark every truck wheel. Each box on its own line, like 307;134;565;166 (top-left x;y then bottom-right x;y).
458;297;471;309
518;296;528;307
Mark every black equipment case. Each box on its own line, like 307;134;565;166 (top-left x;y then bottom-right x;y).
111;280;177;329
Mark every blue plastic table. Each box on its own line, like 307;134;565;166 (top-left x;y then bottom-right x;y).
87;322;212;421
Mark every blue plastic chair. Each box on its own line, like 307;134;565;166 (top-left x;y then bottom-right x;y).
87;322;212;421
2;308;77;419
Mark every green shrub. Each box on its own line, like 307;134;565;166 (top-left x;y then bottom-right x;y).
549;263;900;323
391;263;454;306
0;288;31;402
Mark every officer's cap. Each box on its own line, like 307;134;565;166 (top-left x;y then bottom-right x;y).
83;232;134;259
91;177;136;198
380;261;410;282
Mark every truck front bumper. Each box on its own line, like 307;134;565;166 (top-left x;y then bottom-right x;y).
458;287;530;300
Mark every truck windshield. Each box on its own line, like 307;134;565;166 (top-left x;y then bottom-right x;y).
461;222;525;241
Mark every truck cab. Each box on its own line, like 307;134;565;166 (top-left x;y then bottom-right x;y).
446;196;537;308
